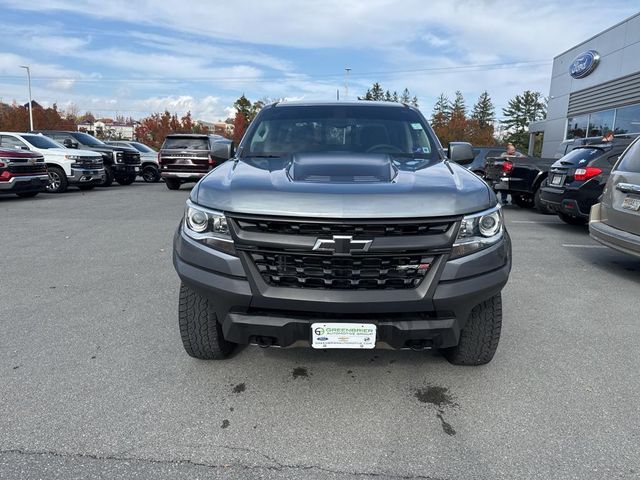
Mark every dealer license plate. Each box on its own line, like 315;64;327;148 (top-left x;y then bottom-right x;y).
622;195;640;211
311;323;376;349
550;174;564;186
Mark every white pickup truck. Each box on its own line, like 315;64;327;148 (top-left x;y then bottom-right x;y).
0;132;105;193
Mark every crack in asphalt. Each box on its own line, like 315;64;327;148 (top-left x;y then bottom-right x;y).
0;447;445;479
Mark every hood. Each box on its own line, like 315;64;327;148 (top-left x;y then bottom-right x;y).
0;148;41;159
40;147;101;158
195;153;493;218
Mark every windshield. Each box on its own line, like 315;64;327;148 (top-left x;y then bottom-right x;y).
130;141;155;153
163;137;209;150
21;134;63;149
244;105;437;159
72;132;106;147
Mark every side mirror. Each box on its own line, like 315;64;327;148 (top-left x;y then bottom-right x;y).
20;145;31;150
448;142;475;165
210;140;234;162
63;139;78;149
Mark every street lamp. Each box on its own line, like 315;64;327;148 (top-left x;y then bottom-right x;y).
19;65;34;131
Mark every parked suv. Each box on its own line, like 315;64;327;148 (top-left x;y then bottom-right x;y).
159;134;233;190
539;138;636;225
172;102;512;366
37;131;140;187
0;132;104;193
590;136;640;257
0;147;48;197
106;140;160;182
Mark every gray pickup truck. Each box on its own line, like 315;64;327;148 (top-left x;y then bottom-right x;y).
172;102;512;365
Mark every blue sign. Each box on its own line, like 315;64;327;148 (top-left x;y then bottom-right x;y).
569;50;600;79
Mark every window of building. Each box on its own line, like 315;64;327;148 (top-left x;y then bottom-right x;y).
587;109;615;137
613;103;640;135
566;115;588;139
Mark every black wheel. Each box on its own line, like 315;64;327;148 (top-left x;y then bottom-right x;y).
142;165;161;183
178;283;235;359
16;191;39;198
512;194;535;208
100;166;114;187
45;166;68;193
442;294;502;366
116;175;136;186
534;182;553;214
78;185;96;191
165;178;181;190
558;212;588;225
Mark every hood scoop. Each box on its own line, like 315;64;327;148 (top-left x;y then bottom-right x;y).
288;153;396;183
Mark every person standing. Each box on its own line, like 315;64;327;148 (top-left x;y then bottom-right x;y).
498;143;524;205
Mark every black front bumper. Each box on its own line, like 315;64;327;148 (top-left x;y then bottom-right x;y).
173;227;512;350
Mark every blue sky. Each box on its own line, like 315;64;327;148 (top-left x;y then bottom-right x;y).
0;0;637;122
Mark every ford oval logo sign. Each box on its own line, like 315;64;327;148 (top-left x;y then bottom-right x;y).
569;50;600;79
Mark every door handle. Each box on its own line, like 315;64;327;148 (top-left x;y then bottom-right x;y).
616;183;640;194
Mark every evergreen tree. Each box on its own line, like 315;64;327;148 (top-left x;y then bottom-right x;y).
233;94;252;121
411;96;419;108
384;90;393;102
400;88;411;104
451;91;466;118
430;94;451;128
501;90;547;149
470;91;495;127
369;83;384;101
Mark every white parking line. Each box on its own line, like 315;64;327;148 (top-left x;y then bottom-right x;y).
562;244;608;249
510;220;561;224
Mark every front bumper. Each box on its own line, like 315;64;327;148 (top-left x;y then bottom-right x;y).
172;226;512;349
68;167;106;185
589;203;640;258
112;164;140;176
540;184;601;219
0;174;50;193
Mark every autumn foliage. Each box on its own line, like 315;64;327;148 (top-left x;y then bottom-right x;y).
134;111;209;150
0;102;75;131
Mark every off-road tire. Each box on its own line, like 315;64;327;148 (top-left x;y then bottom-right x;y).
534;183;553;214
116;175;136;186
142;165;161;183
513;194;534;208
45;166;68;193
178;283;235;359
165;178;181;190
16;191;39;198
558;212;588;225
442;294;502;366
100;166;114;187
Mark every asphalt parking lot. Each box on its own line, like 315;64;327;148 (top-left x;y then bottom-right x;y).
1;183;639;480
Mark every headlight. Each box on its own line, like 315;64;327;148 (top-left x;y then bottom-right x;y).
451;206;503;259
65;155;82;161
113;151;124;163
183;199;235;255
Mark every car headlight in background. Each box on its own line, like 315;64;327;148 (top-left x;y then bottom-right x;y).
451;206;504;259
65;155;82;161
183;199;235;255
113;151;124;163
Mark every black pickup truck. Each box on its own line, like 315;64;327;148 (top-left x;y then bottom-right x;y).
484;154;556;213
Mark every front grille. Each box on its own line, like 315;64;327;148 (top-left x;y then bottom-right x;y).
8;163;47;174
236;218;450;237
249;251;433;290
123;152;141;165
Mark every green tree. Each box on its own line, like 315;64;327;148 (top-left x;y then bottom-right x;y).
470;91;495;127
501;90;547;150
411;96;419;108
400;88;411;104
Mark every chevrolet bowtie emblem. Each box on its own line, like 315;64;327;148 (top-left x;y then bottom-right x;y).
312;235;373;256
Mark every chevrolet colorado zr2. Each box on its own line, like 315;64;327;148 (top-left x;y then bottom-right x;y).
172;102;512;366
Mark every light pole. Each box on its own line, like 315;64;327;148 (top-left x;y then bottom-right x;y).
345;68;351;100
19;65;34;131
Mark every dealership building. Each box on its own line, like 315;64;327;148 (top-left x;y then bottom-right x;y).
530;12;640;157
